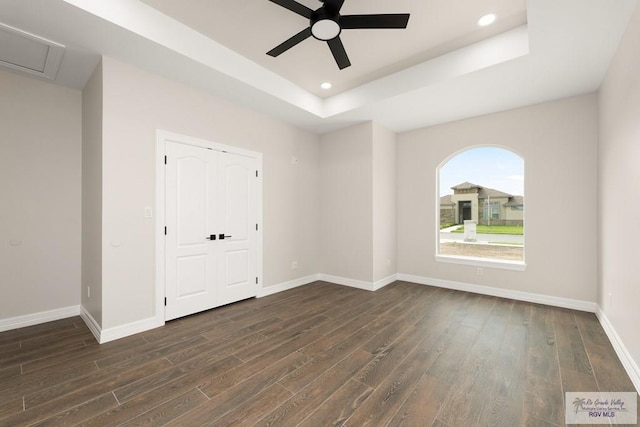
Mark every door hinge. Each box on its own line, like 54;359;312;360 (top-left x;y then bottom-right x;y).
164;297;167;306
164;155;167;165
256;170;258;178
256;223;258;231
164;226;167;235
256;277;258;284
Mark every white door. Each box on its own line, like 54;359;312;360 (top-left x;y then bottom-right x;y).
217;153;259;305
165;140;259;320
165;142;218;320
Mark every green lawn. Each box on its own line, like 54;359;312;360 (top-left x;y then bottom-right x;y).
451;225;524;235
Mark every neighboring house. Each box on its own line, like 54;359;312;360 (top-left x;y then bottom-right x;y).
440;182;524;226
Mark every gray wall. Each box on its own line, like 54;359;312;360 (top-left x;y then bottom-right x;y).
81;60;104;325
598;0;640;380
397;94;599;302
320;123;374;282
0;69;81;320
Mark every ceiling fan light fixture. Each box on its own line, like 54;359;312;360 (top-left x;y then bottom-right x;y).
477;13;497;27
311;18;341;41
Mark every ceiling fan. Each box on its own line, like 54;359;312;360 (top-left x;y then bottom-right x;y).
267;0;410;70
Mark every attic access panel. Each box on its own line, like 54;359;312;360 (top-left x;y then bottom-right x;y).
0;23;65;80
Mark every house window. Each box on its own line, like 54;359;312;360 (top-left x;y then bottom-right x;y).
437;146;525;270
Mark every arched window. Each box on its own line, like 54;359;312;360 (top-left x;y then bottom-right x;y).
437;146;525;269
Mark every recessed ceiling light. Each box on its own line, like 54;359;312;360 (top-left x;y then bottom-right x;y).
321;82;332;90
477;13;497;27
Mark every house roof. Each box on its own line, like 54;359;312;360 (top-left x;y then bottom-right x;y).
450;182;482;190
478;187;513;199
443;182;524;207
504;195;524;207
440;195;455;206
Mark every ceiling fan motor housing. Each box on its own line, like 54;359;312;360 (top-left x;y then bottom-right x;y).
310;9;341;41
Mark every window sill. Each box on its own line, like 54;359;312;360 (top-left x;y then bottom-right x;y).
435;254;526;271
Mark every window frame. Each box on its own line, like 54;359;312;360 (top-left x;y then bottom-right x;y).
436;145;526;271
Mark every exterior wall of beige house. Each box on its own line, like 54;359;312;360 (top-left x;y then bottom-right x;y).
440;182;524;226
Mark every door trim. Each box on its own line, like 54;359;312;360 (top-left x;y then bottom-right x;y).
155;130;263;324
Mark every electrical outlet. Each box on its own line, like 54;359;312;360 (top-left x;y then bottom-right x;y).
386;258;391;266
87;286;91;298
608;292;613;309
477;267;483;276
291;261;299;270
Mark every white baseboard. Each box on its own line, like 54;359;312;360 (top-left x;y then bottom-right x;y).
257;274;320;298
80;305;163;344
316;273;397;292
373;274;398;291
318;274;374;291
596;307;640;393
80;306;101;343
0;305;80;332
397;274;597;313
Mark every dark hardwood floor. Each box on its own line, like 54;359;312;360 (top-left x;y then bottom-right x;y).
0;281;637;426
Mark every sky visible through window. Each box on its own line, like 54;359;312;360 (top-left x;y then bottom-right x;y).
440;147;524;196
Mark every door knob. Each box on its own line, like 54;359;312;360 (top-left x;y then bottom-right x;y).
206;235;216;240
219;234;232;240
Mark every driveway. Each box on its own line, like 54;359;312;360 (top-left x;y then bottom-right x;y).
439;231;524;244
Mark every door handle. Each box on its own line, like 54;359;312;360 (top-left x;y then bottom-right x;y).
206;235;216;240
219;234;232;240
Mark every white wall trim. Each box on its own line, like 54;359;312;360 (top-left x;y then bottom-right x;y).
100;317;164;344
81;306;163;344
397;274;597;312
373;274;398;291
316;273;398;291
80;305;101;343
0;305;81;333
596;306;640;393
257;274;320;298
318;274;374;291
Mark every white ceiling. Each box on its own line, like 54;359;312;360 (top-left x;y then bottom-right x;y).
139;0;527;97
0;0;637;134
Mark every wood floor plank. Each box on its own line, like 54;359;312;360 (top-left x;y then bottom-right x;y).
297;378;374;427
170;352;306;426
30;393;118;427
0;397;23;419
0;281;635;427
387;374;450;427
525;304;565;426
113;353;242;404
0;360;100;402
232;316;327;362
257;349;374;425
24;358;172;410
0;317;78;346
120;388;208;427
78;354;247;426
345;328;448;426
20;334;147;374
553;308;594;376
96;334;207;369
206;383;292;427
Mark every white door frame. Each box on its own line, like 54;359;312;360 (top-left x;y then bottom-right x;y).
155;130;263;325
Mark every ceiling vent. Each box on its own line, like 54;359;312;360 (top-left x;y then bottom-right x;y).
0;22;65;80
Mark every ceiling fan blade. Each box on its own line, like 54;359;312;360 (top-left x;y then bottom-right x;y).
327;36;351;69
268;0;313;19
340;14;410;29
322;0;345;13
267;27;312;57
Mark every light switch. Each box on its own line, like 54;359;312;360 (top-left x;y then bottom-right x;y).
144;207;153;218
